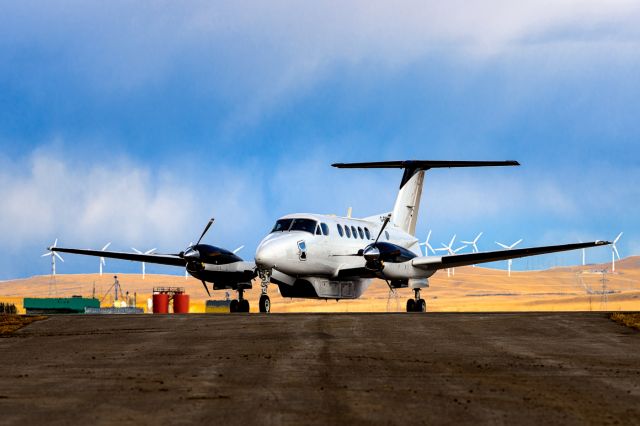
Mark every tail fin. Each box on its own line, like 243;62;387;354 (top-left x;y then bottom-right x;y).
332;160;519;236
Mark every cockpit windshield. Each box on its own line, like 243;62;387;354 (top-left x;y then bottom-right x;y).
271;219;293;232
290;219;317;233
270;218;318;234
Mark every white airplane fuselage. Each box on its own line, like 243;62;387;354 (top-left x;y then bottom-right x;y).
255;213;432;299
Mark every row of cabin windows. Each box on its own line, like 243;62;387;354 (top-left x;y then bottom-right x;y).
336;224;372;240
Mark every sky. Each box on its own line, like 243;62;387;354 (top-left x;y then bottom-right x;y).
0;1;639;279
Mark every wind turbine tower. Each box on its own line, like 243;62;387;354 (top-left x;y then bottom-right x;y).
435;235;467;277
461;232;483;267
611;232;623;273
132;247;157;279
495;239;523;277
99;242;111;276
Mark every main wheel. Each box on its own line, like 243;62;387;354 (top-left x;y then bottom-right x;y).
239;299;250;313
259;295;271;313
406;299;416;312
416;299;426;312
229;299;239;313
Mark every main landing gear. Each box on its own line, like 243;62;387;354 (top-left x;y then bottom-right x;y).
229;289;250;313
406;288;426;312
258;269;271;313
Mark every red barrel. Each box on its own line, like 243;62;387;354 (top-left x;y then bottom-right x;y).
173;293;190;314
152;293;169;314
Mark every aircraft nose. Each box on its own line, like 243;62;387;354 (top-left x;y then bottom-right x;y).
255;236;290;269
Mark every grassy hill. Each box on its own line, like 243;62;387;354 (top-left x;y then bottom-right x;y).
1;257;639;313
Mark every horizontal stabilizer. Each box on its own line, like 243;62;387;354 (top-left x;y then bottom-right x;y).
332;160;520;170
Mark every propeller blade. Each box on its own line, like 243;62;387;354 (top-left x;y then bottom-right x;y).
201;280;211;297
197;218;215;245
374;215;391;245
233;245;245;254
379;270;394;293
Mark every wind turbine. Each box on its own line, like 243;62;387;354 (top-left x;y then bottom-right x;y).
435;235;467;276
99;242;112;276
495;239;523;277
42;238;64;276
419;230;435;256
131;247;157;279
461;232;483;267
233;245;245;254
611;232;623;272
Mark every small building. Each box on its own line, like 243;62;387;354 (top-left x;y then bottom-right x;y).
23;296;100;314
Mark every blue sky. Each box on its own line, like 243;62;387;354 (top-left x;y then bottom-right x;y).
0;1;638;279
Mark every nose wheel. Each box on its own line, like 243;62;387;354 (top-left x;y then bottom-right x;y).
406;288;426;312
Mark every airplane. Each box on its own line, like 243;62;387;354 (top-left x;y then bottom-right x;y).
49;218;258;312
253;160;610;312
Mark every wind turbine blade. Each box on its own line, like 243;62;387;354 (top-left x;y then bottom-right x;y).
614;232;623;244
233;245;245;254
41;252;52;257
145;248;157;255
461;240;473;245
102;242;112;251
132;248;142;254
53;239;58;248
511;239;523;248
54;252;64;262
496;242;509;249
101;257;106;266
449;235;456;247
613;245;621;260
426;230;432;244
475;232;483;243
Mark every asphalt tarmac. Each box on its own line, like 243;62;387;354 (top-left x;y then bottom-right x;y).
1;313;639;425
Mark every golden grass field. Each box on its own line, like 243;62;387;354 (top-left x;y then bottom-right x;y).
1;257;638;314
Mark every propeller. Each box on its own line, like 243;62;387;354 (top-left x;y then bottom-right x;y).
201;280;211;297
197;218;215;245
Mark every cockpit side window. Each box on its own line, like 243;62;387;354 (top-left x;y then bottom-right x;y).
337;224;344;237
345;225;351;238
315;225;322;235
290;218;318;234
271;219;293;232
321;223;329;236
364;227;371;240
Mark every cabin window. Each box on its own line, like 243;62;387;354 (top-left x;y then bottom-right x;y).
321;223;329;236
345;225;351;238
385;231;390;240
351;226;358;239
337;224;344;237
290;218;318;234
357;227;364;239
271;218;293;232
364;227;371;240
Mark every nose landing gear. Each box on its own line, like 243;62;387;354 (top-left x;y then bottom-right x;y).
258;269;271;313
406;288;426;312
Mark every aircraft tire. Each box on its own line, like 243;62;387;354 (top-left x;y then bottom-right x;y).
259;295;271;313
229;299;239;313
406;299;416;312
239;299;250;313
417;299;426;312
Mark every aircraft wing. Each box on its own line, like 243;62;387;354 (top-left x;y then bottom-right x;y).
51;247;186;267
412;240;610;271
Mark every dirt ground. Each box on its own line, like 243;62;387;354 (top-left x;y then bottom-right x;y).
1;313;639;425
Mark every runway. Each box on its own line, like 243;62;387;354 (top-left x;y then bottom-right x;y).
1;313;639;425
